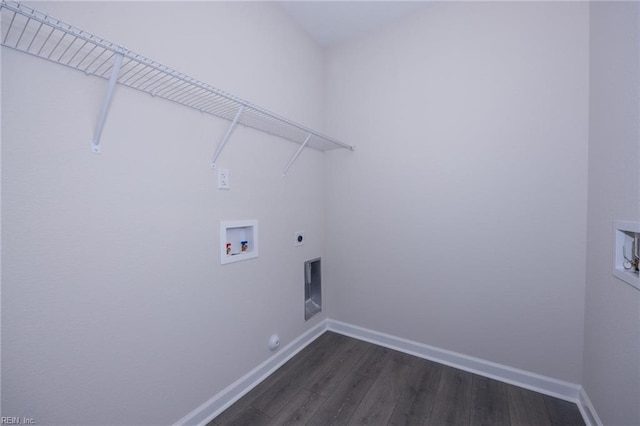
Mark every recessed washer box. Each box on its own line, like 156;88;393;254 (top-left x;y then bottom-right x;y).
221;220;258;265
613;220;639;290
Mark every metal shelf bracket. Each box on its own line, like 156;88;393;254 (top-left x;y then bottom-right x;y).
91;51;124;154
282;133;312;176
211;105;245;168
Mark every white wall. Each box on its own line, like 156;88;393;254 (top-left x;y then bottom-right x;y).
2;2;327;424
7;1;640;424
584;2;640;425
324;2;589;383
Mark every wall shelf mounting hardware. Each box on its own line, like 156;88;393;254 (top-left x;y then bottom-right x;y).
0;0;354;166
283;133;312;176
211;106;244;169
91;51;123;153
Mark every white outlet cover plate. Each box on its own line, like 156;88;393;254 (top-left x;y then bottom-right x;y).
218;168;230;189
295;231;304;246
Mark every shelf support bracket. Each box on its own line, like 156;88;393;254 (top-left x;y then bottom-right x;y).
91;52;124;154
282;133;312;176
211;105;245;168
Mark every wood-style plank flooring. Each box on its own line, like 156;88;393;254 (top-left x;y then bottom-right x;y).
210;331;584;425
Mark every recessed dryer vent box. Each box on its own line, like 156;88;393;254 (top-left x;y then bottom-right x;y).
613;221;640;290
304;258;321;321
221;220;258;265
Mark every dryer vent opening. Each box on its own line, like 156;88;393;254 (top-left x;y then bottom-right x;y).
304;258;321;321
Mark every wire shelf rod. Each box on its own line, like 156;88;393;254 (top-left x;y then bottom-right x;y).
35;26;55;56
125;66;157;87
14;15;29;45
66;38;89;64
119;62;149;84
2;7;16;43
25;21;43;51
172;86;207;105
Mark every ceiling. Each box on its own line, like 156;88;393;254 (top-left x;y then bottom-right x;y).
278;1;431;47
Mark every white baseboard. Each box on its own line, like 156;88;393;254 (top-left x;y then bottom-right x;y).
175;318;600;426
174;320;329;426
578;386;603;426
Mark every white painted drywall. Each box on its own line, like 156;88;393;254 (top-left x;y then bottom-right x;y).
7;1;639;423
584;2;640;424
2;2;328;424
324;2;589;383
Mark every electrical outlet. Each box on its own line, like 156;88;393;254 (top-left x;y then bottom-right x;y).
294;231;304;247
218;168;230;190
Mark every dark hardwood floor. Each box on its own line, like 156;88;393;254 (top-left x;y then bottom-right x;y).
210;331;585;425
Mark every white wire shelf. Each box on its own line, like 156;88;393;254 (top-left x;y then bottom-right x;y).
0;0;354;158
